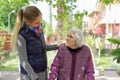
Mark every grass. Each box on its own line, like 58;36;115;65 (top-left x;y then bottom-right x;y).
0;51;116;71
0;51;57;71
0;53;19;71
47;51;57;67
96;56;114;68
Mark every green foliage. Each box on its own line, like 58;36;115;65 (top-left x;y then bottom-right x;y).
97;56;113;67
99;0;113;5
108;38;120;45
62;17;72;37
44;23;53;36
0;26;8;31
100;49;108;56
110;60;120;74
46;0;87;39
74;10;88;29
47;51;56;71
0;0;29;31
111;48;120;56
42;20;53;36
0;53;19;71
73;0;77;2
0;0;10;28
85;35;96;49
108;38;120;63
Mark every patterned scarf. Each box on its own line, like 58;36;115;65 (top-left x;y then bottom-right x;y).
29;26;42;33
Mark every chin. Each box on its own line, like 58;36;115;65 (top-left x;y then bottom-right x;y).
67;45;71;48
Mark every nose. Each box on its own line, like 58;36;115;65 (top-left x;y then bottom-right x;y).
66;38;68;41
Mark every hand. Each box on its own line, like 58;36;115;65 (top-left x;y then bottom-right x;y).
35;78;39;80
57;40;65;48
57;43;65;48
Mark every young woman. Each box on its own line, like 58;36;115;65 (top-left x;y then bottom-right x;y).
48;27;95;80
11;6;58;80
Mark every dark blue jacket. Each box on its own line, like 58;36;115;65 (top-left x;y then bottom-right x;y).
19;25;47;74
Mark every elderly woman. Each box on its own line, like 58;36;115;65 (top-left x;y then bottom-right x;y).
48;27;95;80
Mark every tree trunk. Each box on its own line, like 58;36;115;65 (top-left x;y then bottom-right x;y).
57;3;63;42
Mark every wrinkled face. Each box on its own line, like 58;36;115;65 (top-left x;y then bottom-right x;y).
27;15;42;28
66;31;77;48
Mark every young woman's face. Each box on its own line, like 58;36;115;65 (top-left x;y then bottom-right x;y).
66;31;77;48
27;15;42;27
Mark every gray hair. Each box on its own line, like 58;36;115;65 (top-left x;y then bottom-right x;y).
67;27;85;47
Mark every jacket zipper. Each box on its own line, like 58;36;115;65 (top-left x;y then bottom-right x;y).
70;52;77;80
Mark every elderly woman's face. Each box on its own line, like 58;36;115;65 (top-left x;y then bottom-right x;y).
66;31;77;49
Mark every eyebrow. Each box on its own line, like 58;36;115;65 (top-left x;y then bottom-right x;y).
67;34;74;37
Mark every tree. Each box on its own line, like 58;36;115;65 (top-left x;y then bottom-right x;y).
46;0;74;41
100;0;113;5
45;0;88;42
0;0;29;31
100;0;120;5
74;10;88;29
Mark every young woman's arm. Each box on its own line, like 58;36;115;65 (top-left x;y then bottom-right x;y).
17;34;39;80
46;44;58;51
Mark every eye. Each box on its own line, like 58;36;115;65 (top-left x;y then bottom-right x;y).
67;35;73;38
69;35;73;38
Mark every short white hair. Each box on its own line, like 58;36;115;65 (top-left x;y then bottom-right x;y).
67;27;85;47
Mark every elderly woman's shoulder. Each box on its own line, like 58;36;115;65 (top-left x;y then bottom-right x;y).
59;43;67;49
60;43;66;48
82;44;91;50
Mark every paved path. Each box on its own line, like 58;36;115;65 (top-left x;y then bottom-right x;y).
95;69;120;80
0;71;19;80
95;76;120;80
104;69;119;77
0;70;120;80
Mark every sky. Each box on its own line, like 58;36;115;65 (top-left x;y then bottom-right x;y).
75;0;98;13
74;0;98;21
30;0;98;21
30;0;98;30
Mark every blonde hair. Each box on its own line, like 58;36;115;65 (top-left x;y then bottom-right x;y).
67;27;85;47
11;6;42;52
